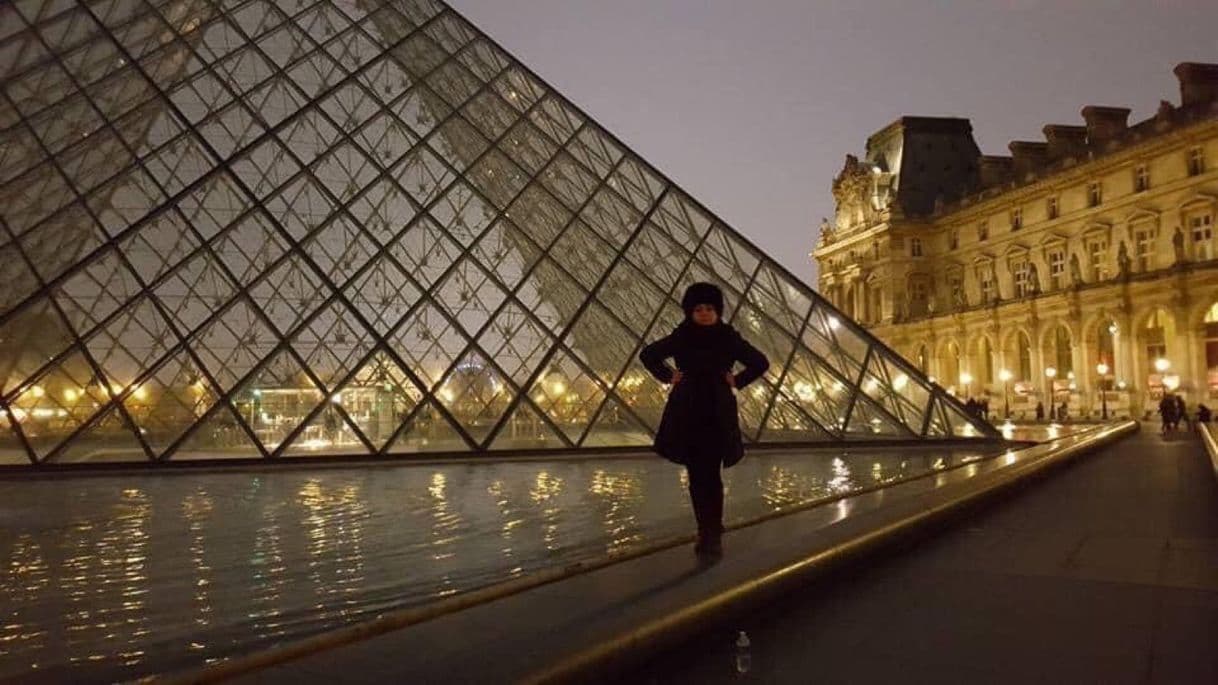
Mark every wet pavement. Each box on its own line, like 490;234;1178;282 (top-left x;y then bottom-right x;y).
637;428;1218;684
0;443;1001;682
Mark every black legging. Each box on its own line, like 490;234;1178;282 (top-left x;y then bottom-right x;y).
686;458;724;535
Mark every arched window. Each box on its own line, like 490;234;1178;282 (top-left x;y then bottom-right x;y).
1017;333;1032;381
1145;309;1167;366
980;337;994;385
1052;326;1073;375
1097;319;1117;369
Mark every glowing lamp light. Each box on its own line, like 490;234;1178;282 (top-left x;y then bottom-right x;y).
1154;358;1171;373
1045;367;1058;379
959;372;973;386
1096;362;1109;376
132;385;148;401
892;374;908;391
63;388;79;402
31;385;45;398
998;369;1013;383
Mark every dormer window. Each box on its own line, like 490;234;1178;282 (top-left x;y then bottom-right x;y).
910;237;923;257
949;228;959;251
1188;146;1206;176
978;221;989;242
1087;181;1103;207
1010;208;1023;231
1046;196;1059;220
1134;164;1150;192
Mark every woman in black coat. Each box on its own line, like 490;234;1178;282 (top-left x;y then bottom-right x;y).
639;282;769;556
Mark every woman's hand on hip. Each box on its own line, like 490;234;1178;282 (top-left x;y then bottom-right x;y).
724;372;735;388
670;370;683;385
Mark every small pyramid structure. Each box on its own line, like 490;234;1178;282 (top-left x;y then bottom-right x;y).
0;0;998;464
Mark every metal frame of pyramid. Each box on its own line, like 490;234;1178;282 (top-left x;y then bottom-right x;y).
0;0;1000;465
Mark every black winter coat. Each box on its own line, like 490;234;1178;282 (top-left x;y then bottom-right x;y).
639;321;769;467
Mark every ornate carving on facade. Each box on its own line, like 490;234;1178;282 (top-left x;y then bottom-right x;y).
831;154;886;232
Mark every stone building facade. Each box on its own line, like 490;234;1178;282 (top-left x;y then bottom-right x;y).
814;63;1218;419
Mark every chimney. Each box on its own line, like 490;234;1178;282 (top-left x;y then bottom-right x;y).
1008;141;1049;178
1081;106;1130;145
1042;124;1088;161
1174;62;1218;108
978;155;1013;188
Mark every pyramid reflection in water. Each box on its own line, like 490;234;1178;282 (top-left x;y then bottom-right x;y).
0;0;998;464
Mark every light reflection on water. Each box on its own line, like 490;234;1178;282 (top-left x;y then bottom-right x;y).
0;446;990;681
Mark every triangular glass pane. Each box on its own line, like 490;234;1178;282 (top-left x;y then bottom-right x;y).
528;349;607;445
434;349;513;445
747;263;812;336
291;299;376;392
11;348;112;460
389;215;464;289
488;399;566;451
344;255;422;336
944;399;987;438
0;298;76;396
390;301;468;390
473;218;544;292
434;257;508;338
736;380;778;442
281;403;373;457
596;259;666;338
925;398;951;438
190;298;280;393
387;400;470;453
170;403;264;460
564;301;638;390
582;396;651;447
614;360;672;433
54;406;149;464
0;409;31;465
230;349;324;455
517;258;586;335
843;393;911;439
339;350;425;450
123;350;219;458
780;347;854;434
85;295;180;395
477;301;553;388
760;395;832;442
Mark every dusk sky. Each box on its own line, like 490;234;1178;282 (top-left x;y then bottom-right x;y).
447;0;1216;285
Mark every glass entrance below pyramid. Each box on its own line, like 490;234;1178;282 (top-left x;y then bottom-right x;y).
0;0;998;465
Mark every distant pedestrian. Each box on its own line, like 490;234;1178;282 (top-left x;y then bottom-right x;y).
1175;394;1188;431
980;397;991;421
640;282;769;558
1159;394;1178;434
1197;404;1212;423
1058;401;1069;422
1035;401;1045;422
965;397;979;418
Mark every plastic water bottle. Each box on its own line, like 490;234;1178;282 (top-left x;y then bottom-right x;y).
734;630;751;675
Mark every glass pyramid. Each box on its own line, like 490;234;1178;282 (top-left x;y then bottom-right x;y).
0;0;998;464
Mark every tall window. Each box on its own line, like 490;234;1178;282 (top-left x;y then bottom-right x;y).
1017;333;1032;381
1087;181;1103;207
1097;319;1116;369
1190;210;1214;261
980;337;994;384
978;265;995;303
1012;259;1031;298
916;345;928;374
1145;310;1167;366
948;274;964;308
1189;146;1206;176
949;228;959;250
1134;164;1150;192
977;221;989;242
1205;305;1218;390
1088;239;1108;280
1052;326;1073;375
910;237;923;257
1135;228;1155;271
1046;196;1059;220
1048;250;1066;290
909;279;930;316
1010;207;1023;231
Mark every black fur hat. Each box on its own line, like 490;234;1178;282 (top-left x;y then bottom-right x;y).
681;282;724;317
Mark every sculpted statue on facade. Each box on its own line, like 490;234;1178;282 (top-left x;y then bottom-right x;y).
1069;252;1083;285
1173;226;1186;264
1117;241;1132;277
1026;262;1041;295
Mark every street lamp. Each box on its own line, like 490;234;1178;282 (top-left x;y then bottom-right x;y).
1096;362;1110;420
1154;358;1171;373
959;372;973;398
998;369;1013;418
